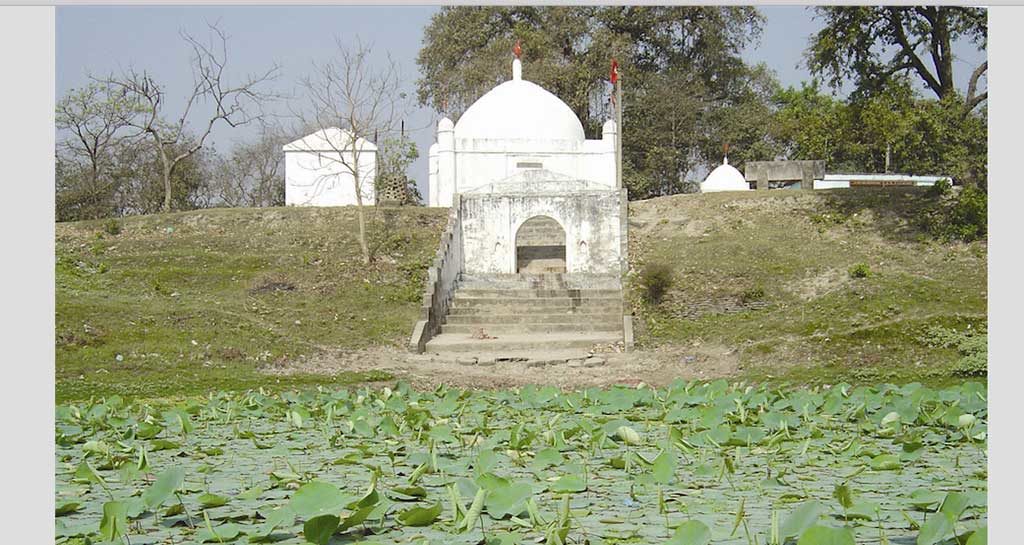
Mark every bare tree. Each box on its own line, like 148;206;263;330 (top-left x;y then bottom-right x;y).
100;23;278;212
55;82;141;219
211;123;286;208
296;37;411;264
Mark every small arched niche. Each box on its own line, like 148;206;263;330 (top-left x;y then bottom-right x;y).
515;215;566;273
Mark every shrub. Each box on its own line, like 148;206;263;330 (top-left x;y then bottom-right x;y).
917;325;964;349
926;178;952;198
952;334;987;376
638;262;674;305
848;263;871;279
917;324;987;377
921;186;987;242
945;186;987;242
740;286;766;304
102;218;122;236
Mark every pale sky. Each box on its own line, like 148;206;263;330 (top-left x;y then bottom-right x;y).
56;6;987;195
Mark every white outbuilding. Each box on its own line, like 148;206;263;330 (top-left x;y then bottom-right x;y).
283;128;377;206
701;156;750;193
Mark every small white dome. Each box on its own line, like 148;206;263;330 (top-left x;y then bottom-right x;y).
454;70;585;142
701;157;749;192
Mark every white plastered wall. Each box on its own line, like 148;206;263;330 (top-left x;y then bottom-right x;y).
285;150;376;206
429;121;618;208
459;190;625;275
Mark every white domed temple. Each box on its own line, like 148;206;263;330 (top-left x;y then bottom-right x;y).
701;155;751;193
411;49;630;355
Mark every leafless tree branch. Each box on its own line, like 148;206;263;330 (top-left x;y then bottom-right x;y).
292;37;412;263
96;21;279;212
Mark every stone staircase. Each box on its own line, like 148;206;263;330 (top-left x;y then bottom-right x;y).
423;273;627;355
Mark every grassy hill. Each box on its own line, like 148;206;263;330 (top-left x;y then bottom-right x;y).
55;206;447;401
626;188;987;385
56;188;986;401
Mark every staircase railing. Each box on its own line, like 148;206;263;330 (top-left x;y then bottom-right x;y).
408;194;463;353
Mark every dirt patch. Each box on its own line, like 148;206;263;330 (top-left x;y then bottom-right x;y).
262;344;741;390
787;267;850;301
249;276;298;295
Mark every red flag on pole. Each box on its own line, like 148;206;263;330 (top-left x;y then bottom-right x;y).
513;39;522;59
610;58;619;84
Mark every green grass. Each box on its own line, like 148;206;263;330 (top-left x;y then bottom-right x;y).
56;206;446;403
56;188;988;402
627;188;987;386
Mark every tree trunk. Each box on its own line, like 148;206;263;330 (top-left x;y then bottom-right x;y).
351;145;371;264
158;145;173;213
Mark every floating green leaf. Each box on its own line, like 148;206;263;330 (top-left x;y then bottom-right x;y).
142;466;185;509
797;525;855;545
870;454;902;471
917;513;954;545
290;481;348;519
668;520;712;545
780;501;824;541
397;502;442;527
197;522;242;543
549;474;586;493
198;492;230;508
99;500;128;543
55;502;81;516
303;514;339;545
966;527;987;545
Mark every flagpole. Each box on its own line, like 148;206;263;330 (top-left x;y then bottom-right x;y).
615;76;623;190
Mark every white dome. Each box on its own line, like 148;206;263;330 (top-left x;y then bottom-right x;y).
701;157;749;192
454;61;585;142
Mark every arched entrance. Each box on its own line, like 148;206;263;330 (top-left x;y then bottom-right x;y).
515;216;566;273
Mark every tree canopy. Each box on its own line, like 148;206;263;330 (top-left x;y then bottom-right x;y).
806;6;987;111
416;6;770;199
771;80;987;187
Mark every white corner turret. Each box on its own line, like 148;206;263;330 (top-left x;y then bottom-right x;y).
602;118;618;140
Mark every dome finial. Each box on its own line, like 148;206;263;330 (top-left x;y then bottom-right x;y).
512;39;523;80
723;142;730;165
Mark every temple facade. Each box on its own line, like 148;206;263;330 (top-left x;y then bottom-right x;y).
409;50;632;354
426;56;627;276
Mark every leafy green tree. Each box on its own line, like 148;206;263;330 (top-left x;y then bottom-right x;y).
415;6;768;199
806;6;987;111
771;81;987;186
769;83;857;170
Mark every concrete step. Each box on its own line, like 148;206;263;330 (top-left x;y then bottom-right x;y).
458;273;622;291
424;332;623;354
445;313;621;325
446;305;618;317
449;297;623;310
441;322;623;334
455;288;622;298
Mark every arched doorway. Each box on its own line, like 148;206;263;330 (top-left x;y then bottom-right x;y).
515;216;566;273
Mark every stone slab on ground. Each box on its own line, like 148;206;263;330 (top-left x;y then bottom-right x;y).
423;331;622;355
